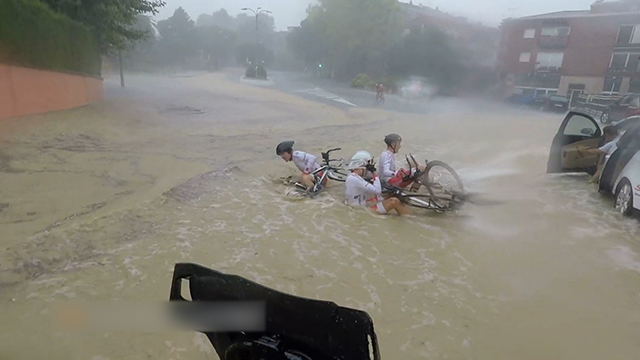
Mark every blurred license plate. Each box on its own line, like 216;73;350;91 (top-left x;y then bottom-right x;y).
554;104;563;107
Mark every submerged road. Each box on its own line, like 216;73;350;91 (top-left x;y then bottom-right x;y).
0;71;638;360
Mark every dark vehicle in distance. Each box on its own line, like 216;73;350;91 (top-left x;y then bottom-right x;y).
534;94;569;112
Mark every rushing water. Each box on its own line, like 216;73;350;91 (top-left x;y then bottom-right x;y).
1;73;639;360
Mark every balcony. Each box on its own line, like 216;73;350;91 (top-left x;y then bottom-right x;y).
538;35;569;49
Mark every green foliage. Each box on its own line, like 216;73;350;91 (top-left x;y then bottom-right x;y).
245;65;268;79
156;7;196;66
256;65;267;79
387;27;465;93
38;0;166;55
245;66;256;78
236;43;274;67
196;26;237;70
351;74;375;89
289;0;402;77
0;0;101;75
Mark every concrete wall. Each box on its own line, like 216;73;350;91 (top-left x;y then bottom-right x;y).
0;64;103;120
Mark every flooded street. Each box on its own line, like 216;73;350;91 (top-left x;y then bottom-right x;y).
1;72;639;360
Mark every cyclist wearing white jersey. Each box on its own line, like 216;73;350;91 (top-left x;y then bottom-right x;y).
344;150;411;216
379;134;426;190
276;141;328;190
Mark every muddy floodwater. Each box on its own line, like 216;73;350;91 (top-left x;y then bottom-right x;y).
1;73;639;360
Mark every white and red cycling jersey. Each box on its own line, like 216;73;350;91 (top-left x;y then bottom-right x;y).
379;149;416;188
292;151;320;174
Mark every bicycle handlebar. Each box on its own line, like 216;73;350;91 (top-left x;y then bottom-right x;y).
322;148;343;163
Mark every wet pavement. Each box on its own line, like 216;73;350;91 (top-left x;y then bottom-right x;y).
0;71;639;360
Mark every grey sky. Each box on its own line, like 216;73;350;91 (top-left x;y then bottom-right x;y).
155;0;598;30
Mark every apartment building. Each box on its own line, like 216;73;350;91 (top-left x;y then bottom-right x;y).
499;0;640;102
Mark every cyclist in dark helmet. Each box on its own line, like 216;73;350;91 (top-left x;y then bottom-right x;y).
276;141;327;190
379;134;426;190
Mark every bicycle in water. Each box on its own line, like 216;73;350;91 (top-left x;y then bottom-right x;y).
381;154;466;213
284;148;349;198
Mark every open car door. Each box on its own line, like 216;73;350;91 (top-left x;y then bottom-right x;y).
169;263;381;360
547;111;602;174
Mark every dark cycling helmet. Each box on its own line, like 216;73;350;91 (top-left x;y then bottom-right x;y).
384;134;402;146
276;141;294;155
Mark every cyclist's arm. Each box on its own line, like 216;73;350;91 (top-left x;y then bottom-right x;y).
359;175;381;195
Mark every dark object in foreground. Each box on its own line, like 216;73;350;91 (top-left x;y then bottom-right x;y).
169;263;381;360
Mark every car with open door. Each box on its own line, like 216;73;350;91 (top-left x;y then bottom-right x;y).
547;111;603;175
597;123;640;216
547;111;640;216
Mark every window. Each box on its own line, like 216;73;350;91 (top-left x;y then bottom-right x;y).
609;53;640;71
536;52;564;68
617;25;640;45
603;77;623;93
563;114;598;136
524;29;535;38
628;54;640;71
541;26;570;36
519;52;531;62
611;53;629;70
629;79;640;93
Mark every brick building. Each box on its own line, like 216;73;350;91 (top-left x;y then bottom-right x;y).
499;0;640;102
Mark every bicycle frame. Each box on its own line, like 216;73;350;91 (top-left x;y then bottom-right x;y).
381;181;453;212
292;148;348;197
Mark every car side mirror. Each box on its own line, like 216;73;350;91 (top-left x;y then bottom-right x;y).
580;128;595;135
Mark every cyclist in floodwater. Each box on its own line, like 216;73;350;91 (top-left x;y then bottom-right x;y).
276;141;327;191
379;134;426;191
344;150;411;216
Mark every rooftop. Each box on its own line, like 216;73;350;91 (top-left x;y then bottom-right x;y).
517;10;591;20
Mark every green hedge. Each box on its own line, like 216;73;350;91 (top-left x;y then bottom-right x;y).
0;0;101;76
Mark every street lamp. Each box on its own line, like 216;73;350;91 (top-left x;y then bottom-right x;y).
241;7;272;45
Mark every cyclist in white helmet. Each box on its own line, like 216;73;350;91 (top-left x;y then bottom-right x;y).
344;150;411;216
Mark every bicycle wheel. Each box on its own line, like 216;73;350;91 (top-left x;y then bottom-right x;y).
327;168;348;182
422;160;465;208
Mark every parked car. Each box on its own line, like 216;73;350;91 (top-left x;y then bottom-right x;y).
600;94;640;124
547;111;640;216
543;94;569;112
611;115;640;132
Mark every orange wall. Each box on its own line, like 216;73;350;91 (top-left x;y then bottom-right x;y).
0;64;103;120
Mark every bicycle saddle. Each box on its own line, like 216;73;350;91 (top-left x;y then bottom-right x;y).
169;263;381;360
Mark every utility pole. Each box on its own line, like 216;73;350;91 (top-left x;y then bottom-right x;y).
241;7;272;46
118;49;125;87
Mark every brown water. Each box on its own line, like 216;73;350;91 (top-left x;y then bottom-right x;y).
1;73;639;360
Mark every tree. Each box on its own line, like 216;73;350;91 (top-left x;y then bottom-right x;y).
196;26;237;69
288;0;402;78
120;15;159;70
387;27;465;93
287;14;328;67
38;0;166;55
234;12;276;47
236;43;274;67
156;7;197;68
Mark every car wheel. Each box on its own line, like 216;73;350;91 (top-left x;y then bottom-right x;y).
614;178;634;216
601;112;609;124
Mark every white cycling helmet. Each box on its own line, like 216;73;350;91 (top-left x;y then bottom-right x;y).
346;150;374;170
